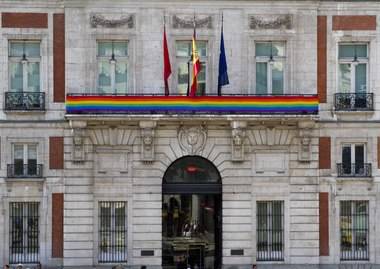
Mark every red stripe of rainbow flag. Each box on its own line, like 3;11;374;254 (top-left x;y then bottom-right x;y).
66;95;319;114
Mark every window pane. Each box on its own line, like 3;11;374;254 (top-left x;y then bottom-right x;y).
256;42;284;57
339;64;351;92
342;145;351;174
115;62;127;94
272;62;284;95
113;42;128;57
27;63;40;92
197;41;207;57
355;64;366;92
10;62;23;92
28;145;37;160
339;44;367;58
177;62;189;95
355;145;364;165
10;42;24;57
98;61;112;93
98;42;113;57
25;43;40;57
14;145;24;160
256;63;267;94
176;42;191;57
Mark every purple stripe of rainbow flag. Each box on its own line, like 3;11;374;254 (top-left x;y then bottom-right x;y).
66;95;319;114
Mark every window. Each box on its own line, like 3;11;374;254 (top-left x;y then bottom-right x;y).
9;41;41;92
255;42;285;95
97;41;128;94
9;202;39;264
257;201;284;261
338;143;370;177
340;201;369;261
338;44;368;93
176;41;207;95
8;144;41;178
99;201;127;263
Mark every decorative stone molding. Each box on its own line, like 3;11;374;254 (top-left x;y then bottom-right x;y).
72;128;85;162
231;121;247;161
249;127;296;146
88;127;135;146
298;121;315;162
139;121;157;162
172;15;213;29
90;13;134;28
69;120;87;162
249;15;292;30
178;125;207;155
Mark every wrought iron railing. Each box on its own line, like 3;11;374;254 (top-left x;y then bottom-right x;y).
334;93;373;111
337;163;371;178
7;164;43;178
5;92;45;111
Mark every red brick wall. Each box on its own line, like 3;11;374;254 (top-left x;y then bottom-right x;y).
317;16;327;103
319;137;331;169
53;14;65;103
333;15;377;31
52;193;64;258
2;12;48;28
49;137;64;169
319;192;329;256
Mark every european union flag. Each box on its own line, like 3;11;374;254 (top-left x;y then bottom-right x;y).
218;21;229;96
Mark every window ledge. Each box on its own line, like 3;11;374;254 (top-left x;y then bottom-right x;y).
5;177;45;183
4;110;46;114
336;176;373;182
334;110;374;115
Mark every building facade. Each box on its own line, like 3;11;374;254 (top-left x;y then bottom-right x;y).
0;0;380;268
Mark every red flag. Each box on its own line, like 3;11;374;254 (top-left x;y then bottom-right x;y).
163;25;172;96
189;28;202;97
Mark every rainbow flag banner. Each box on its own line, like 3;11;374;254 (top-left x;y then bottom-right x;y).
66;95;319;115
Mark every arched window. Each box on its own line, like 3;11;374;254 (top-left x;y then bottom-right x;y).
163;156;221;184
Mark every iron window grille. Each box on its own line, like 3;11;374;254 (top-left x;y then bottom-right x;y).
340;200;369;261
334;93;373;111
9;202;39;264
5;92;45;111
257;201;284;261
98;201;127;263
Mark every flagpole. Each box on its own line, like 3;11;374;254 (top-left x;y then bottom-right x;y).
218;14;223;96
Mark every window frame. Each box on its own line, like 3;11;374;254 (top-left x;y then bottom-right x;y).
340;200;369;261
98;201;128;263
338;43;369;93
174;39;209;96
254;41;286;95
256;200;285;261
8;40;41;93
96;40;129;94
9;202;40;264
341;143;366;165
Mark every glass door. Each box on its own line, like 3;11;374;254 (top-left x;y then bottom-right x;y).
163;194;220;269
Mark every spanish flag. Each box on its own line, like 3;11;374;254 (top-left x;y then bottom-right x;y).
189;28;202;97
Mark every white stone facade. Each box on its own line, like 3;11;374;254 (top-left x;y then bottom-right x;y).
0;1;380;269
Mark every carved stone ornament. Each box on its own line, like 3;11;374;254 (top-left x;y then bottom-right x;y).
90;13;134;28
178;125;207;155
139;121;156;162
249;15;292;30
72;128;85;162
231;121;247;162
298;121;315;162
172;15;213;29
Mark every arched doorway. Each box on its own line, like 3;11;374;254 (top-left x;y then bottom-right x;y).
162;156;222;269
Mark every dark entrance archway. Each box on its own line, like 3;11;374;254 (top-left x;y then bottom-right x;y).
162;156;222;269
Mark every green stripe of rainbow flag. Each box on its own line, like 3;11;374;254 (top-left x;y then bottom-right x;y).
66;95;319;114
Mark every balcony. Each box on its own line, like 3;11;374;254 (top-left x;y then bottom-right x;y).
7;164;43;178
334;93;373;112
5;92;45;111
66;94;319;115
337;163;371;178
